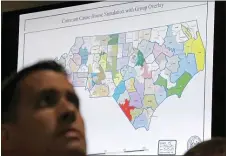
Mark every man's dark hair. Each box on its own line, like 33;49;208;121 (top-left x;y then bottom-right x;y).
2;60;67;124
184;137;226;156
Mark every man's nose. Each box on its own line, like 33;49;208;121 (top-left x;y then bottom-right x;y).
57;98;77;124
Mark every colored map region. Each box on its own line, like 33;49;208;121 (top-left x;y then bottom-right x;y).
55;20;205;131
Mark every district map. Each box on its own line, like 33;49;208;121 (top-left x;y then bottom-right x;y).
55;20;205;130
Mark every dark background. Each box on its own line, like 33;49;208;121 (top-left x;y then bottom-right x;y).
2;1;226;137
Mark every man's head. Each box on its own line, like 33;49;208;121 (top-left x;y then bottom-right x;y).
184;138;226;156
2;60;86;156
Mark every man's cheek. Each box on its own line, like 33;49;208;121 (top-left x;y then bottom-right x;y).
77;115;85;135
32;111;57;135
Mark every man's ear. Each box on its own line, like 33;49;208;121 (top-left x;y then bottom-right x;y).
2;125;9;141
2;124;13;151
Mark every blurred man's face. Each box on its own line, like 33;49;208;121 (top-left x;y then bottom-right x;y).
3;70;86;156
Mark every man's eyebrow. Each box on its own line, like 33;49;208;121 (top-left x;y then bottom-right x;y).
36;88;80;104
38;88;57;93
36;88;58;96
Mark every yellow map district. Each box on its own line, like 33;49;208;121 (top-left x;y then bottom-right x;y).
99;54;107;71
91;85;109;97
126;78;136;92
143;95;158;110
130;108;143;122
113;72;123;86
182;25;205;71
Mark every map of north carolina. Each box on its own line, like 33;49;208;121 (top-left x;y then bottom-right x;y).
55;20;205;130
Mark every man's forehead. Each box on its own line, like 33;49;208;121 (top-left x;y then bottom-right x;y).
20;70;72;91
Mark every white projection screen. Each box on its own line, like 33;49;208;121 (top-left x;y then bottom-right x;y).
18;2;215;155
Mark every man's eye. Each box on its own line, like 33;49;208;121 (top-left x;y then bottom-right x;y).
43;95;57;106
39;92;59;107
67;93;79;109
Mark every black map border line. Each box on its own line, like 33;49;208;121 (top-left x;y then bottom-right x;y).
203;2;208;141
